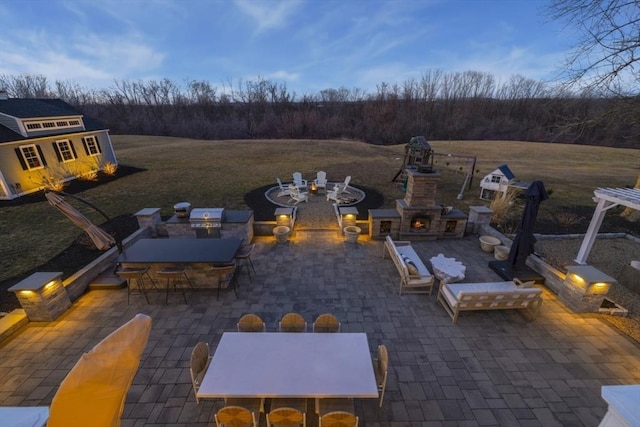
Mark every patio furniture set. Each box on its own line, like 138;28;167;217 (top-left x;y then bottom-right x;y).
383;235;544;324
276;172;355;205
191;313;388;426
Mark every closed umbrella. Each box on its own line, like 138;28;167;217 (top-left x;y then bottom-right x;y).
45;192;116;250
507;180;549;270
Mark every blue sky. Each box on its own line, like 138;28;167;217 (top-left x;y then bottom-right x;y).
0;0;573;96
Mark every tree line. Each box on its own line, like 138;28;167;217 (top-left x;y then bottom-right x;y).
0;71;637;147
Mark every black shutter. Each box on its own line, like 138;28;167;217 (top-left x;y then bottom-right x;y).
36;145;47;166
14;148;28;170
82;138;89;155
69;141;78;159
95;137;102;153
53;142;62;162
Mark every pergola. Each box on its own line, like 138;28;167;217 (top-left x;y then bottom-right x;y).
575;187;640;264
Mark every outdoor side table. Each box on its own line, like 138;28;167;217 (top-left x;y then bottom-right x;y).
429;254;466;285
8;272;71;321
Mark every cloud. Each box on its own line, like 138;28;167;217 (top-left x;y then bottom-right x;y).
0;28;165;87
266;70;300;81
233;0;302;32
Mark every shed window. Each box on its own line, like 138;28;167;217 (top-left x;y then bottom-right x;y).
490;175;502;183
54;140;77;162
82;136;101;156
19;145;45;170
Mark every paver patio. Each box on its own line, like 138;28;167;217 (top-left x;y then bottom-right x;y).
1;231;639;426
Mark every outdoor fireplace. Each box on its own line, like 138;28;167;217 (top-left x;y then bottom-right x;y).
410;215;431;232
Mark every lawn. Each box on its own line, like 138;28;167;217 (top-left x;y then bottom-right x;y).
1;137;638;287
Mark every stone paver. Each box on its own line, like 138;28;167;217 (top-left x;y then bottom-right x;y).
1;232;639;426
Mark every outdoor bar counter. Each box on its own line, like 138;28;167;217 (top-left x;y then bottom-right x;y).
117;238;242;287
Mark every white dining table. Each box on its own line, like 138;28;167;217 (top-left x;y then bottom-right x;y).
197;332;379;399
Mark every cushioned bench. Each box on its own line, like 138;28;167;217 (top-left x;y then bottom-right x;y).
383;235;434;295
437;280;543;324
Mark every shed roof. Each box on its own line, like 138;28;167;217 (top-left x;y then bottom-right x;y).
0;98;80;118
0;98;107;144
496;164;515;180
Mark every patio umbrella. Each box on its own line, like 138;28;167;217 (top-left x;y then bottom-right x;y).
48;313;152;427
507;180;549;270
45;192;116;250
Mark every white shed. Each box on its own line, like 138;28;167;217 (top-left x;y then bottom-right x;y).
480;164;514;200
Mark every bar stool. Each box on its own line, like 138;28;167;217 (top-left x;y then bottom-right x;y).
157;265;193;304
117;267;157;304
235;243;256;282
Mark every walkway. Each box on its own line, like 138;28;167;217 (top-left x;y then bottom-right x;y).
1;233;639;426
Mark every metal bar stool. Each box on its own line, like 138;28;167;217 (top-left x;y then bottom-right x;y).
235;243;256;282
157;265;193;304
209;262;239;301
117;267;157;304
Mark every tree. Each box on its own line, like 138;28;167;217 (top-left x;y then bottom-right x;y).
548;0;640;221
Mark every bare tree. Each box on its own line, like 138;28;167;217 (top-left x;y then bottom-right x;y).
548;0;639;220
548;0;639;93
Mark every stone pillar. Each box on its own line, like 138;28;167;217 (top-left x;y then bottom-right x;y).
8;272;71;321
559;265;616;312
468;206;493;235
134;208;161;237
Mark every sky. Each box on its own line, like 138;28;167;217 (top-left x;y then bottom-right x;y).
0;0;574;96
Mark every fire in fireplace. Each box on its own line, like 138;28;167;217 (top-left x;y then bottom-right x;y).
410;215;430;232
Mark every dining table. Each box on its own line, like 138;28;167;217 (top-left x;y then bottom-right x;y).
197;332;379;399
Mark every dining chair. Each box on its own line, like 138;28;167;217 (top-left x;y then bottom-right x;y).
316;398;357;426
190;342;211;404
116;266;157;305
312;313;341;333
267;398;307;427
235;243;256;282
156;264;193;304
215;403;263;427
209;262;239;301
279;312;307;332
237;313;266;332
372;344;389;407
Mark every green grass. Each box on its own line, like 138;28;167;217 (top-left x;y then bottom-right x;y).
1;137;638;284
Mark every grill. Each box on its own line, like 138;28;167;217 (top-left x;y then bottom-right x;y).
190;208;224;238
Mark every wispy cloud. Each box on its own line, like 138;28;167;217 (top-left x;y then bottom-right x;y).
233;0;302;32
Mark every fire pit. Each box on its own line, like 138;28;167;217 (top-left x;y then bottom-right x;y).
310;182;318;195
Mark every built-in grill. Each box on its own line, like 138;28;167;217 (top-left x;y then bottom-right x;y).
190;208;224;238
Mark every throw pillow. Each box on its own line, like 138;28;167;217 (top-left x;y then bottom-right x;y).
406;261;419;276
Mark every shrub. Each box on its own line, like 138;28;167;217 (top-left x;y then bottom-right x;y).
102;162;118;176
490;188;519;228
553;211;582;228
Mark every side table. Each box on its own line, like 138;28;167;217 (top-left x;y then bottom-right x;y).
429;253;466;285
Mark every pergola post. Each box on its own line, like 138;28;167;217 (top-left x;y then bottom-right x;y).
575;198;613;264
574;187;640;265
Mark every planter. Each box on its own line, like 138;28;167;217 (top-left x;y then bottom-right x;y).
273;226;290;244
479;235;501;253
344;226;362;244
494;245;510;261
